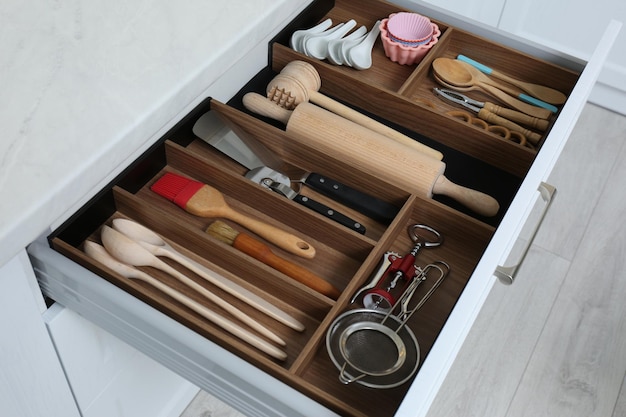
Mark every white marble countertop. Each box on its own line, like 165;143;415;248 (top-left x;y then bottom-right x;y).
0;0;309;266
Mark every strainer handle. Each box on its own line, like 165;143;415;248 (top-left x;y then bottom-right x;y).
338;362;366;385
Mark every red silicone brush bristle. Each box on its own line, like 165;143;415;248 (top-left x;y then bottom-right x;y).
150;172;204;209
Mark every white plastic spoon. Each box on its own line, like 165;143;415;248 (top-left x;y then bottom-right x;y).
341;32;367;67
300;22;345;55
304;20;355;59
84;241;287;361
100;225;287;347
111;218;304;332
327;25;367;65
290;18;333;53
347;20;382;70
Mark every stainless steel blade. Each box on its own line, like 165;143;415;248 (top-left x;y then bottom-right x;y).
192;111;291;187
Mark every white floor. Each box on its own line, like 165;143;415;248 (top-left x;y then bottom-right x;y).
179;103;626;417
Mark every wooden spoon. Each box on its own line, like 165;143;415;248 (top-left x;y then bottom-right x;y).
455;59;559;112
100;225;287;348
457;55;567;105
433;58;552;119
111;218;305;332
84;240;287;361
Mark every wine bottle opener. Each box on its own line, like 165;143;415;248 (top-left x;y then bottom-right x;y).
351;224;443;312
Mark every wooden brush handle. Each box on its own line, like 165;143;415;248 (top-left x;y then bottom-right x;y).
224;208;316;259
233;232;341;300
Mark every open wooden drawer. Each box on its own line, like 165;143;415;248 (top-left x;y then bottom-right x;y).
28;0;619;416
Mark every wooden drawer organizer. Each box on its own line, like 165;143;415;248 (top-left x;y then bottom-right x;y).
49;1;581;416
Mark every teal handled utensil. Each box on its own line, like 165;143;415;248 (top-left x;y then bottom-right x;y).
432;58;553;119
450;57;558;113
457;55;566;108
434;88;543;145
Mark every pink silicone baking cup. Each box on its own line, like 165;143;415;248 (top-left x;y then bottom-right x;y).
379;19;440;66
387;12;433;44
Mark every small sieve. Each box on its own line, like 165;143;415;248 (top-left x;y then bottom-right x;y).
326;261;449;389
327;308;419;388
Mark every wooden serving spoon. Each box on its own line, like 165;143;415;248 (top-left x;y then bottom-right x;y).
111;218;305;331
457;55;567;105
433;58;553;120
84;240;287;361
100;225;287;348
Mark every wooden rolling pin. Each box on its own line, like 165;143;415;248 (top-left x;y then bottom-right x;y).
267;61;444;161
243;93;500;217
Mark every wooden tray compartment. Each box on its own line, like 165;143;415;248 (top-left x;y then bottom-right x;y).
270;0;581;178
46;0;587;414
49;92;495;416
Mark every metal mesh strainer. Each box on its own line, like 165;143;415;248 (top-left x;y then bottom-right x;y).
326;261;449;389
326;308;419;388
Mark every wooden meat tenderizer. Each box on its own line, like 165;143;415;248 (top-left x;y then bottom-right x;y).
266;60;443;161
207;221;341;300
243;93;500;217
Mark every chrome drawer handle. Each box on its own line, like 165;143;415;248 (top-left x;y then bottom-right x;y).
494;182;556;285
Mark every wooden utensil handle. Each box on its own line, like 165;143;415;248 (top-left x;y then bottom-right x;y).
139;272;287;361
483;102;549;131
477;108;542;145
233;232;341;299
492;69;567;103
163;248;305;331
309;91;443;160
226;209;316;259
479;83;552;120
157;259;287;346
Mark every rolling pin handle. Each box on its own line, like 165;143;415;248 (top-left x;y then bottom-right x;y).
433;175;500;217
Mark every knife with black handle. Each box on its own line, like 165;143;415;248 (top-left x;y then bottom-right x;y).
304;173;399;223
293;195;366;234
265;179;366;234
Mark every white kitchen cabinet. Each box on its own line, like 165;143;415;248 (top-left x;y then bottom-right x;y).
44;304;198;417
0;249;194;417
401;0;626;114
0;251;80;417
